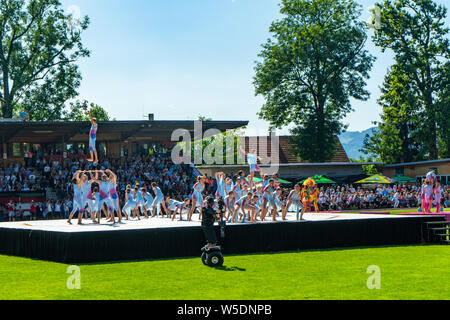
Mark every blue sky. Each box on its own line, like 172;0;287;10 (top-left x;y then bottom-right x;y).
60;0;449;135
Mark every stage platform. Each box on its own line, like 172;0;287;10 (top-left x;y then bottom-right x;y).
0;212;446;263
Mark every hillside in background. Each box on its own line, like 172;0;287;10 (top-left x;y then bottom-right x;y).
339;127;377;160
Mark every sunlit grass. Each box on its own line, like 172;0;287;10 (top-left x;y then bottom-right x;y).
0;245;448;300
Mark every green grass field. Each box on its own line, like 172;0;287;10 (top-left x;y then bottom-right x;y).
0;245;449;300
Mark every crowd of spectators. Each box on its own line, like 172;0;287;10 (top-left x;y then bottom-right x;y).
0;200;71;222
0;163;43;192
39;145;197;205
277;184;450;212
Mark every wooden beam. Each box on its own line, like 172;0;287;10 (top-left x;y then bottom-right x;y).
4;127;25;142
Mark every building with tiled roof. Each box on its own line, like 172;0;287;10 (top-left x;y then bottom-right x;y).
242;136;350;164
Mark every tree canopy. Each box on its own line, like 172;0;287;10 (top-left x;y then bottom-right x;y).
0;0;90;120
254;0;375;162
62;100;111;122
367;0;450;162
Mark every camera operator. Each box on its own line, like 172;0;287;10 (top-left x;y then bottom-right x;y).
202;196;222;249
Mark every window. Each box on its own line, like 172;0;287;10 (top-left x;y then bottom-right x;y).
437;175;449;185
12;143;21;157
66;144;74;155
23;143;30;153
77;143;86;155
55;144;62;155
98;143;107;156
131;143;139;155
395;168;404;176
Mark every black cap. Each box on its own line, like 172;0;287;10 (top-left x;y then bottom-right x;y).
206;196;215;205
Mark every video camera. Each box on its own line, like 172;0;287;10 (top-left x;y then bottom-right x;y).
217;198;226;239
217;197;225;214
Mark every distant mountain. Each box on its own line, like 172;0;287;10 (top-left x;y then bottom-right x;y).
339;127;377;160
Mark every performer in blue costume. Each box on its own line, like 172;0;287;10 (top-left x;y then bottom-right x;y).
87;110;98;164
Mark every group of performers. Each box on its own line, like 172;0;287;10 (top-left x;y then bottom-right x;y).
68;131;326;224
183;168;322;224
421;171;443;214
68;169;121;225
67;167;324;226
67;167;446;226
67;169;190;225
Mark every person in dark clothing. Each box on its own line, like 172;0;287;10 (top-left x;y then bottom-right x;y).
35;203;43;220
202;197;220;248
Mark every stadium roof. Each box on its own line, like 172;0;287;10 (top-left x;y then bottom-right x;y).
382;159;450;168
196;162;382;168
0;119;249;144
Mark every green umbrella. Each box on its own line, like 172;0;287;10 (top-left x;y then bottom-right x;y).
392;176;417;183
299;175;336;185
277;178;292;184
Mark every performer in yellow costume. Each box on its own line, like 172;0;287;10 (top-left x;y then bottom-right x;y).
311;186;319;213
301;178;316;212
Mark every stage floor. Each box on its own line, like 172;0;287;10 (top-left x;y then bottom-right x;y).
0;211;437;233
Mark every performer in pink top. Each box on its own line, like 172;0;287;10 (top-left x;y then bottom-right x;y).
87;110;99;164
434;181;442;214
422;180;434;214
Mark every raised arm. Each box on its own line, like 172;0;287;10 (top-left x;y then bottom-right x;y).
106;169;117;183
88;171;95;183
91;170;102;184
239;145;248;158
89;110;97;127
75;170;83;182
76;171;84;188
215;172;224;180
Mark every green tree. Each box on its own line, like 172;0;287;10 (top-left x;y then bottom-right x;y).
254;0;375;162
436;61;450;158
361;66;426;164
62;100;111;122
0;0;90;119
182;116;246;165
373;0;450;159
192;128;246;165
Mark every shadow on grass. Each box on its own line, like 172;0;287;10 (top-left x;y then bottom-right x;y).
213;266;246;272
3;243;443;267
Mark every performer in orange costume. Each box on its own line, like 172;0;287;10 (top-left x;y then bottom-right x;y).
312;186;319;213
301;178;315;212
